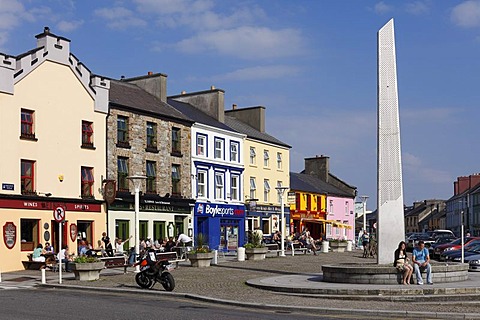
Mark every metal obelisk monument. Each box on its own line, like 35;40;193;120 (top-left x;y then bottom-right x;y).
377;19;405;264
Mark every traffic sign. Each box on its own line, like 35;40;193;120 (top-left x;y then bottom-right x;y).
53;206;66;222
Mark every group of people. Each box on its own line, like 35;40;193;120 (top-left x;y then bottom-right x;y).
262;228;323;255
394;240;432;285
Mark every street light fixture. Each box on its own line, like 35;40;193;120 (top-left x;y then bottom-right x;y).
127;174;147;272
275;186;289;257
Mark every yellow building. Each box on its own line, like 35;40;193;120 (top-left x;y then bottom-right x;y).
0;28;109;271
225;106;290;236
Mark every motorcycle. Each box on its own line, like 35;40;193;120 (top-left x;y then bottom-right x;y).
134;249;175;291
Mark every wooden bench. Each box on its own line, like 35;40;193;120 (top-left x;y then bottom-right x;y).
22;253;47;270
156;251;184;268
99;256;129;273
265;243;281;256
290;242;308;256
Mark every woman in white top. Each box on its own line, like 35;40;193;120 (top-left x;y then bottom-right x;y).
115;235;132;255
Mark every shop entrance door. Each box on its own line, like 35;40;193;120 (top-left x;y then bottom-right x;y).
51;220;67;254
140;221;148;241
153;221;165;243
220;219;239;251
115;220;130;251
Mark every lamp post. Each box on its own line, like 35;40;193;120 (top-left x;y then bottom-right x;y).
276;186;289;257
127;174;147;272
360;195;369;234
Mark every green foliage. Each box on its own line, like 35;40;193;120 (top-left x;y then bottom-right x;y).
73;256;100;263
329;238;348;244
246;231;264;248
192;233;211;253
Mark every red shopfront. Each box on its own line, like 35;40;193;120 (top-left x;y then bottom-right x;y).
0;196;105;272
290;210;328;239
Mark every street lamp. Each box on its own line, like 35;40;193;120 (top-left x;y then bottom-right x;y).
276;186;289;257
128;174;147;272
360;195;369;234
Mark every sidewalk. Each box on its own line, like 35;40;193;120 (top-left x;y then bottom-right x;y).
4;250;480;318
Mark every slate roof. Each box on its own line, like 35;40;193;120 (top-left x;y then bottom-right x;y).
167;98;237;133
290;172;353;198
109;80;192;124
225;116;291;148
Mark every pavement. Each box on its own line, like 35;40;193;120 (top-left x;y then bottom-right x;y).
3;249;480;319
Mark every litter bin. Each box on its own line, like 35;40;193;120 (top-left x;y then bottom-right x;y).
322;240;329;253
237;247;245;261
347;240;353;252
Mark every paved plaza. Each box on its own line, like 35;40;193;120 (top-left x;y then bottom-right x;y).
3;249;480;318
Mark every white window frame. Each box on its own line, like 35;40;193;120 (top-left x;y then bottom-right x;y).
250;177;256;199
277;152;282;170
249;147;256;165
230;175;239;201
215;172;224;199
230;142;239;162
197;135;206;156
215;138;224;159
264;150;269;167
197;170;207;198
264;179;270;202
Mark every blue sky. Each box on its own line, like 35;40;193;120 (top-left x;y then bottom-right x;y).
1;0;479;210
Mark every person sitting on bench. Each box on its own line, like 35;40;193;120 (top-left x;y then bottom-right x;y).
412;240;433;285
32;244;46;262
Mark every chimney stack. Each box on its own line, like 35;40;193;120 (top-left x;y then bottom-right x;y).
304;155;329;182
124;72;168;102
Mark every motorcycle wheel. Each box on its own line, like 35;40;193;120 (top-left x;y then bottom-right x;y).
135;272;153;289
160;272;175;291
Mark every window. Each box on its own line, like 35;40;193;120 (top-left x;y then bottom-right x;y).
21;160;35;194
214;138;224;159
172;165;181;195
345;201;349;215
20;219;39;251
250;147;256;165
197;135;206;156
20;109;35;139
231;175;239;201
146;161;156;193
277;181;283;203
306;194;311;211
215;172;224;199
81;167;94;198
172;127;181;154
81;121;94;148
117;115;129;146
264;150;269;167
250;177;256;199
117;157;128;191
277;152;282;170
146;122;157;150
264;179;270;202
230;142;239;162
197;170;207;197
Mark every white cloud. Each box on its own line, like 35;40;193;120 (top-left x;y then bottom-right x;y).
405;1;430;15
0;0;38;46
94;6;147;30
175;27;304;60
207;65;301;82
374;1;394;15
451;0;480;28
57;20;84;32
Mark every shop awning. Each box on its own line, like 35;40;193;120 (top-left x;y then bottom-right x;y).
301;218;328;224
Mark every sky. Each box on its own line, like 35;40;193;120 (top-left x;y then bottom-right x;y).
1;0;479;211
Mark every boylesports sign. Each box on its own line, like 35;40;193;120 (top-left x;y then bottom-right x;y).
195;202;245;217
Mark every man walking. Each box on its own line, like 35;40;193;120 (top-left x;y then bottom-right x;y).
412;240;433;285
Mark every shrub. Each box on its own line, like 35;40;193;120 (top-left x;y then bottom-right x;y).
73;256;100;263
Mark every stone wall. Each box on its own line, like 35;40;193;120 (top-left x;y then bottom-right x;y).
107;108;192;198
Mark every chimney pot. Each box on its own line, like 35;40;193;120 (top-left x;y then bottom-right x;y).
148;71;153;76
232;104;237;110
120;75;125;80
181;90;186;95
210;85;215;90
44;26;50;34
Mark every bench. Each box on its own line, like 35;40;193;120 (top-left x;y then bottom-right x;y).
99;256;129;273
290;243;308;256
22;253;48;270
265;243;281;256
156;251;184;268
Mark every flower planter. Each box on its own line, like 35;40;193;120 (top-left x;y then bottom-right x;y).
70;261;105;281
329;242;348;253
187;252;214;268
245;247;268;260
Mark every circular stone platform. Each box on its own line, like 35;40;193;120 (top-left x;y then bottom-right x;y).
322;263;469;284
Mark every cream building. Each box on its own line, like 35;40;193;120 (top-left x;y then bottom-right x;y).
0;28;109;271
225;106;291;236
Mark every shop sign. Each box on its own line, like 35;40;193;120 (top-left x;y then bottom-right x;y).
0;199;101;212
272;214;279;232
3;222;16;249
254;205;281;213
195;202;245;217
70;224;77;242
287;191;296;204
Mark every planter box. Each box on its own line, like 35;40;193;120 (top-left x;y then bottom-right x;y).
187;252;214;268
70;262;105;281
245;247;268;260
330;242;348;253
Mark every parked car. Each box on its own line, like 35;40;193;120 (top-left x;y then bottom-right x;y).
446;244;480;262
434;237;477;259
429;236;458;259
406;232;434;251
440;238;480;261
431;229;455;239
464;254;480;271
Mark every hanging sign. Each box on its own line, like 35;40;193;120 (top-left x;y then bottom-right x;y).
70;224;77;242
3;222;17;249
